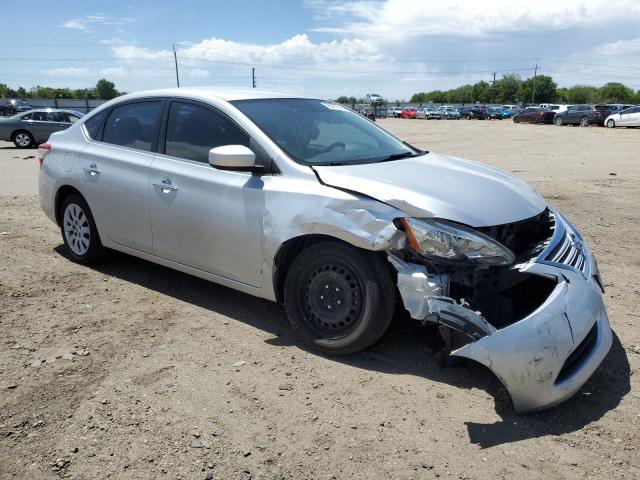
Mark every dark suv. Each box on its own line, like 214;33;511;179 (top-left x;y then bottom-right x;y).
0;99;33;116
594;104;636;125
468;105;489;120
553;104;602;127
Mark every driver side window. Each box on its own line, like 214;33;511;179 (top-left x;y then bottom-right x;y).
164;102;249;163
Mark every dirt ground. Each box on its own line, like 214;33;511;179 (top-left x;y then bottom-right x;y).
1;119;638;480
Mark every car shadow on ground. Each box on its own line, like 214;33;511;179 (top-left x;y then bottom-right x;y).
56;246;631;449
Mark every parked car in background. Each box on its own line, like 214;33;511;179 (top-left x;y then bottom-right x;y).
500;105;520;113
553;105;602;127
38;87;613;414
468;105;489;119
594;104;636;125
604;105;640;128
400;107;417;119
539;104;571;114
366;93;384;106
487;107;511;120
0;99;33;116
512;107;556;124
439;106;460;119
457;106;471;118
0;108;84;147
416;106;441;119
387;107;403;118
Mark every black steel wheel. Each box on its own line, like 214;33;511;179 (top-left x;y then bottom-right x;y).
284;241;395;355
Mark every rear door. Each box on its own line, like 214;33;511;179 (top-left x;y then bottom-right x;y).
79;100;163;252
148;100;265;286
27;111;62;143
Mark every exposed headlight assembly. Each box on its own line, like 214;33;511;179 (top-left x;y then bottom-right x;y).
400;217;515;266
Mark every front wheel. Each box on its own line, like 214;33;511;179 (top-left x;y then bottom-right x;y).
606;119;616;128
283;241;395;355
554;116;563;126
59;194;103;264
579;116;589;127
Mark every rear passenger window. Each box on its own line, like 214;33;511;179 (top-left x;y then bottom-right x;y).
32;111;49;121
84;109;108;139
103;101;161;152
164;102;249;162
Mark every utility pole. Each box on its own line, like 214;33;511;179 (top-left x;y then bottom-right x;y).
173;44;180;88
491;72;496;103
531;63;538;104
252;67;256;88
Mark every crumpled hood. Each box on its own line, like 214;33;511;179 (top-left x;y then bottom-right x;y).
312;153;546;227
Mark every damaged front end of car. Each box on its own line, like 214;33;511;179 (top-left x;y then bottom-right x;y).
388;207;613;413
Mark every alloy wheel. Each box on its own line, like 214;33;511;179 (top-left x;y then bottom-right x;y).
63;203;91;256
14;132;31;147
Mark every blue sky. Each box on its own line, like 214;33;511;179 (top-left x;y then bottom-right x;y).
2;0;640;99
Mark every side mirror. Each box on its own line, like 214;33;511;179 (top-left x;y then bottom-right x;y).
208;145;255;170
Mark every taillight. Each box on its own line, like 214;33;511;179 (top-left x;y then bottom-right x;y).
37;143;51;167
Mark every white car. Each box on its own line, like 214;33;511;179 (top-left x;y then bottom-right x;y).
38;88;612;413
539;103;571;113
604;105;640;128
386;107;403;118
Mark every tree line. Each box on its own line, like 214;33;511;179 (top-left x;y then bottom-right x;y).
337;75;640;105
0;79;124;100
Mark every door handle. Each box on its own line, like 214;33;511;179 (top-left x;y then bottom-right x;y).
153;179;178;193
83;163;101;176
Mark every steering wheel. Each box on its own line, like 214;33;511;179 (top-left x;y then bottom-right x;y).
323;142;346;153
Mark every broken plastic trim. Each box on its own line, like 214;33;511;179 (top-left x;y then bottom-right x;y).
388;254;496;341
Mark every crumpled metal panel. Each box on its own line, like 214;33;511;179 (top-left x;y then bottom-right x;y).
259;175;407;300
312;153;546;227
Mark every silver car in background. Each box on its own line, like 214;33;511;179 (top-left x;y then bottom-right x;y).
38;88;612;413
0;109;84;147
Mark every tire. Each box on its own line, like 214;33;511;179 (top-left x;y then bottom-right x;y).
12;130;34;148
513;116;519;123
606;119;615;128
554;116;563;126
579;116;589;127
283;241;395;355
59;194;103;264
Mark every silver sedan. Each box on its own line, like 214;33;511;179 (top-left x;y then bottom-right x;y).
38;88;612;413
0;109;84;148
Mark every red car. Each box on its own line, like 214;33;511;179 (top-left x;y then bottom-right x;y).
513;107;555;124
400;107;417;119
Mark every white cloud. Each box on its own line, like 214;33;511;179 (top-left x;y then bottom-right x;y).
311;0;640;38
44;67;92;76
184;68;210;79
593;37;640;56
60;15;134;32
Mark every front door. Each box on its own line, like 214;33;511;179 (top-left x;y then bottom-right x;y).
148;100;265;287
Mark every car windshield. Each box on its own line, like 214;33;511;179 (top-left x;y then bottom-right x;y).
232;98;418;166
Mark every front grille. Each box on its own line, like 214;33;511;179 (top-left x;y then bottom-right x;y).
555;322;598;384
544;229;586;272
477;208;555;261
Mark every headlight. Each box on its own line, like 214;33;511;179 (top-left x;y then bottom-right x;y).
400;217;515;266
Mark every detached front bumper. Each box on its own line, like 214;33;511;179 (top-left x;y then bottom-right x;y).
391;211;613;413
452;259;612;413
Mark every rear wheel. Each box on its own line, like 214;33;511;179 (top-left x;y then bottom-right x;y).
283;241;395;355
59;194;103;264
579;116;589;127
606;119;615;128
12;130;34;148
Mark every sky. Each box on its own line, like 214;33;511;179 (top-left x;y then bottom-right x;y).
2;0;640;99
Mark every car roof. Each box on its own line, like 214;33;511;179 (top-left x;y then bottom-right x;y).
115;87;318;103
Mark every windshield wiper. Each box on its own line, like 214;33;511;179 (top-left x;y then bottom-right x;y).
377;151;419;162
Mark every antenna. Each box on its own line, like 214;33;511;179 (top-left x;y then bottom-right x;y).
252;67;256;88
173;44;180;88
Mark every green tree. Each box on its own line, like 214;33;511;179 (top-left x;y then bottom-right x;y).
493;74;521;103
598;82;634;103
472;81;491;103
565;85;599;104
95;79;119;100
517;75;557;103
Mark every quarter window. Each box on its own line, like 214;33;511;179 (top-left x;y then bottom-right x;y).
103;101;162;152
164;102;249;163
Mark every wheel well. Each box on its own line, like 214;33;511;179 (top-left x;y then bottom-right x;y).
272;234;389;304
54;185;83;226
